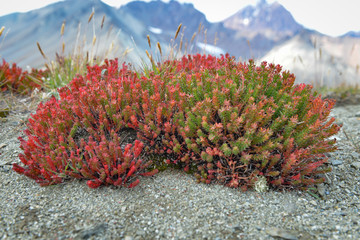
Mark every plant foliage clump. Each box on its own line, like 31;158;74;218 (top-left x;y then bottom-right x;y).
153;54;340;190
13;54;341;191
13;60;158;188
0;59;47;95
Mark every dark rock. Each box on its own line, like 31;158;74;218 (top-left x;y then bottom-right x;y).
78;223;108;240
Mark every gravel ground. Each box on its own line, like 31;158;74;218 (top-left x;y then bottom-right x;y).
0;94;360;240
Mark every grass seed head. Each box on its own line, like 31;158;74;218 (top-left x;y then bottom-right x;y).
157;42;162;56
101;15;105;29
60;22;65;36
174;23;182;40
147;35;151;48
37;42;48;60
179;35;184;52
145;50;155;65
190;32;196;44
88;11;95;23
0;26;4;37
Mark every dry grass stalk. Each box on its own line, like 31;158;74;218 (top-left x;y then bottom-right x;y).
184;42;188;54
157;42;162;56
0;26;5;37
190;32;196;44
55;53;65;66
60;22;65;36
122;47;133;57
147;35;151;48
145;50;151;60
214;32;218;45
92;35;97;46
203;29;207;45
44;63;51;72
101;15;105;29
179;34;184;52
62;42;65;54
174;23;182;40
145;50;154;65
37;42;48;60
105;41;114;57
88;11;95;23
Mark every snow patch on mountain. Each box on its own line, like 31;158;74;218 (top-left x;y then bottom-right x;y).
243;18;250;26
196;42;225;56
148;26;162;34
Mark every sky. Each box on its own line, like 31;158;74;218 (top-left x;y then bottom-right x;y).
0;0;359;37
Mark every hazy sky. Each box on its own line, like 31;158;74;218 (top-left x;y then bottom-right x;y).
0;0;359;37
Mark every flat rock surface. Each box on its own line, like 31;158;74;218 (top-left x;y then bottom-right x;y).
0;95;359;240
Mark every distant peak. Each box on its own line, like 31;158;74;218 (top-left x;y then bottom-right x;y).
257;0;268;6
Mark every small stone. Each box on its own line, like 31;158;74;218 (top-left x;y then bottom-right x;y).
232;225;242;231
79;223;108;239
330;159;343;166
266;227;298;240
136;229;146;236
317;184;326;197
351;162;360;170
283;200;297;214
334;212;347;216
124;236;133;240
350;152;360;160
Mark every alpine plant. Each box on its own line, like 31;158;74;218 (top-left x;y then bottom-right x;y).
13;54;341;191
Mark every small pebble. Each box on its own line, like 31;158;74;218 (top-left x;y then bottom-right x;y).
330;159;343;166
351;162;360;170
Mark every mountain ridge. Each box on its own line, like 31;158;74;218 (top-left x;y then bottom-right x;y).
1;0;359;86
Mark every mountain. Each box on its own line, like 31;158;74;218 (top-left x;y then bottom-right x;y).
0;0;305;68
223;0;303;41
222;0;360;87
260;31;360;87
119;0;303;60
120;0;208;35
341;31;360;38
118;0;237;57
0;0;153;68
